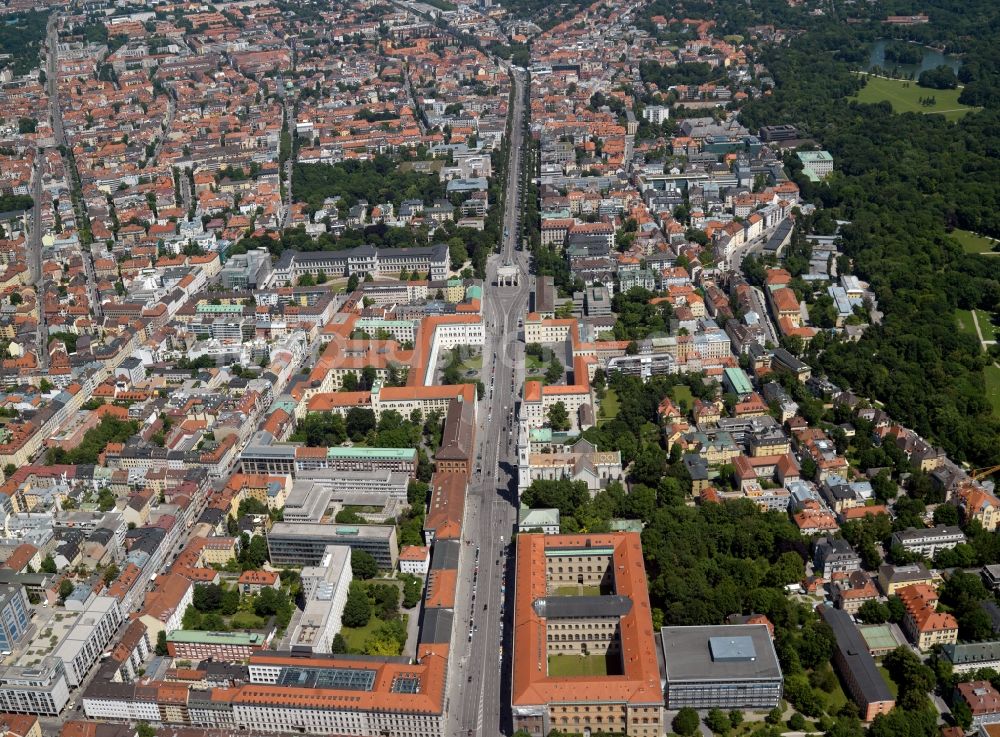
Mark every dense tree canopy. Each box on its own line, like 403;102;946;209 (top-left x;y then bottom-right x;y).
46;416;138;465
737;22;1000;467
0;11;50;76
293;157;445;213
612;287;673;341
343;581;372;628
351;549;379;580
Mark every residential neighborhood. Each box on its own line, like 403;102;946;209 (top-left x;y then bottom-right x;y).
0;0;997;736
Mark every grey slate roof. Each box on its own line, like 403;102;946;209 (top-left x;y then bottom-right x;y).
661;624;782;683
532;595;632;619
818;605;895;704
430;539;460;571
419;608;454;644
941;640;1000;666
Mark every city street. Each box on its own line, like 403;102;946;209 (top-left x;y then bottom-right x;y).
28;155;46;370
444;66;529;737
276;76;293;229
750;286;780;346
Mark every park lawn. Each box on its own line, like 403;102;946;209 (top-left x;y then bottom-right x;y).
230;611;266;630
877;666;899;698
526;354;546;373
851;75;976;120
671;384;693;411
820;677;849;714
322;279;349;293
952;228;999;255
343;504;382;514
984;364;1000;417
547;654;612;677
731;723;768;737
598;389;619;425
956;309;980;342
459;353;483;371
554;585;601;596
978;311;1000;342
340;617;383;652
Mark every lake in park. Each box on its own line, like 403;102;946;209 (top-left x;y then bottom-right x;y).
866;40;962;77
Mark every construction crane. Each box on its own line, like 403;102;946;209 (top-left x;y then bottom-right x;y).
972;464;1000;481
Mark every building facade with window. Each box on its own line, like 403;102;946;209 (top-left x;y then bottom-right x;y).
266;522;398;569
166;631;267;661
0;585;32;655
661;624;783;710
511;533;664;737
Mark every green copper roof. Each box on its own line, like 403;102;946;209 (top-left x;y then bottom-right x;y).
167;630;264;645
325;446;416;459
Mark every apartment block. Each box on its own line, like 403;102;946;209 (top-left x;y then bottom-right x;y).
0;658;71;715
52;596;124;686
942;641;1000;674
957;681;1000;728
814;537;862;579
290;545;352;654
0;714;40;737
877;563;934;596
109;620;150;683
138;574;194;640
890;525;966;558
897;583;959;651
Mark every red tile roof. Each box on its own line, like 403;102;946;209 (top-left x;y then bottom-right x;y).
512;533;661;709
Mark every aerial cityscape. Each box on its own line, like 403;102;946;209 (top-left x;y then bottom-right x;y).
0;0;999;736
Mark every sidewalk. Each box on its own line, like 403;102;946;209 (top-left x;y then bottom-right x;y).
403;598;421;655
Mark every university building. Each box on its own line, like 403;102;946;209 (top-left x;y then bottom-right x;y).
166;630;267;661
511;533;663;737
819;605;895;721
266;522;399;570
271;244;450;284
660;624;783;709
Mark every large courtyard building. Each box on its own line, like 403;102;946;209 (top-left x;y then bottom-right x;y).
511;532;663;737
660;624;783;709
